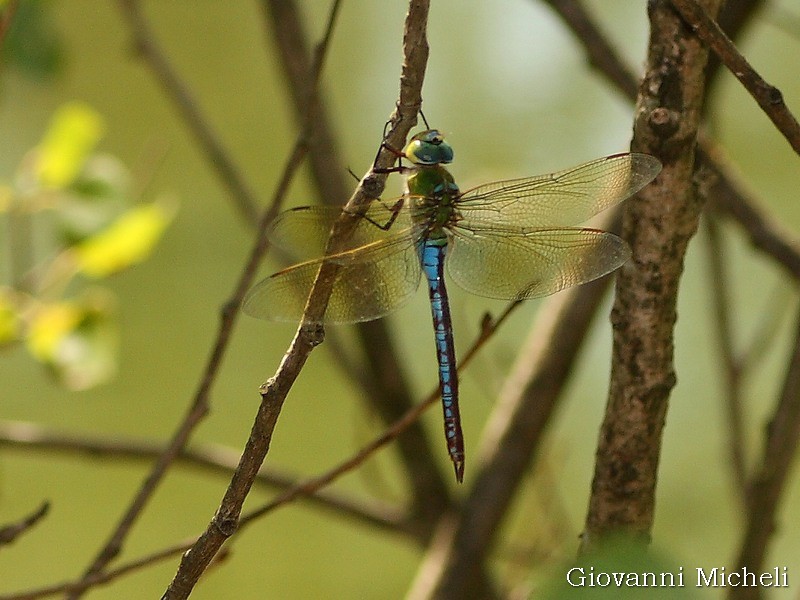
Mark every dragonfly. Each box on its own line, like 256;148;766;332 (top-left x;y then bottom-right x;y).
243;129;661;483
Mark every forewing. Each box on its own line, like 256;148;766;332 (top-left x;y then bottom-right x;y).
457;153;661;230
243;233;422;324
447;227;631;300
268;201;413;260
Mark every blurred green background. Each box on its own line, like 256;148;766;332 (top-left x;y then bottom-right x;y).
2;1;800;598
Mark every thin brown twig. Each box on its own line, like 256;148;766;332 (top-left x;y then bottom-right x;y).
0;420;406;535
541;0;639;100
0;501;49;547
702;138;800;280
0;538;196;600
240;302;521;528
670;0;800;156
160;3;432;596
118;0;260;224
703;0;766;92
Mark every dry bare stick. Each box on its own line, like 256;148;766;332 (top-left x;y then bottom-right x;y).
703;216;748;495
117;0;260;224
161;2;432;597
583;0;722;549
259;0;451;524
730;311;800;600
670;0;800;156
0;300;518;600
702;0;765;90
0;502;49;548
0;420;406;535
64;2;341;597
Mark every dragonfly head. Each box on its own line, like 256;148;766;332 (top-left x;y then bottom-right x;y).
404;129;454;166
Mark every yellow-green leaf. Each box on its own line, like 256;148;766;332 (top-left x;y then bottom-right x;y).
35;102;105;190
74;201;174;278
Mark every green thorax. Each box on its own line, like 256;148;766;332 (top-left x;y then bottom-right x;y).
406;164;461;239
403;130;461;239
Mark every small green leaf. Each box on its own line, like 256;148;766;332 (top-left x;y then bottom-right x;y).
74;201;175;278
35;102;105;190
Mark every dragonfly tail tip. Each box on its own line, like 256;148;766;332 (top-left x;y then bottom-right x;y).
454;460;465;484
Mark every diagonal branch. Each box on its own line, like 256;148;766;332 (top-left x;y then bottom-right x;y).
160;2;431;597
0;420;406;535
670;0;800;155
541;0;639;100
259;0;451;525
0;502;49;548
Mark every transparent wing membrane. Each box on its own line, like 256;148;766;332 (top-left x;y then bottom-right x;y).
456;153;661;230
243;233;421;323
447;227;630;300
267;201;414;260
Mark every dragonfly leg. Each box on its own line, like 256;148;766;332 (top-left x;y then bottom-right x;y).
373;125;407;174
342;197;407;231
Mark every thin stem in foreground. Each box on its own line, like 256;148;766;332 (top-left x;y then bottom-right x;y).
161;2;432;597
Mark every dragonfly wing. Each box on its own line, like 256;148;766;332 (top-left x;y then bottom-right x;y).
457;153;661;229
243;232;422;324
447;227;630;300
268;202;413;260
